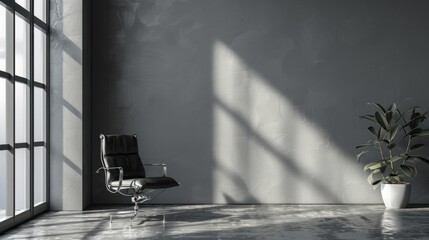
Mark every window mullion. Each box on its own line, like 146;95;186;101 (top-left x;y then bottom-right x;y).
33;16;47;32
0;71;13;80
14;3;30;21
11;0;16;219
0;0;14;9
29;0;35;216
45;0;50;208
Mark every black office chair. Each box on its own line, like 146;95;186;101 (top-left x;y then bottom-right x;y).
96;134;179;224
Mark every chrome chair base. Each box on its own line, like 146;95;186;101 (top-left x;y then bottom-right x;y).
109;194;164;226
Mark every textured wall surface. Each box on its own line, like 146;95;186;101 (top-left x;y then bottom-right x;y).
50;0;83;210
92;0;429;204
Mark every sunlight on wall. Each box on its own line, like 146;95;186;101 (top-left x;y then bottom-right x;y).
212;41;378;203
62;52;82;112
61;1;83;50
50;0;83;208
60;46;83;209
62;52;82;165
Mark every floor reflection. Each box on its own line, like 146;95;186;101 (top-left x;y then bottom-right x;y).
381;210;402;237
3;205;429;239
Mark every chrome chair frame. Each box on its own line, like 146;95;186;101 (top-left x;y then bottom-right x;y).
96;134;177;225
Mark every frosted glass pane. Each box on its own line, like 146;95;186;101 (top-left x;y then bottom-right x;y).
34;0;46;22
34;87;46;142
15;82;29;143
15;148;30;214
34;27;46;84
15;0;30;11
15;15;30;78
0;79;13;145
34;147;46;205
0;80;4;144
0;5;13;73
0;151;13;222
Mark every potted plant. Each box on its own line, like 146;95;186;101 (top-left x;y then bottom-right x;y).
356;102;429;208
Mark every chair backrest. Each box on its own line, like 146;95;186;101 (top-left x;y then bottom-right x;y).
100;134;146;183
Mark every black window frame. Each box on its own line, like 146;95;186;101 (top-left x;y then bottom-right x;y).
0;0;49;233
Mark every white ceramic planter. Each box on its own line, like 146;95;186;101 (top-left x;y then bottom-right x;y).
380;183;411;209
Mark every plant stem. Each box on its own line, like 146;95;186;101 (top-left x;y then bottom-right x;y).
381;173;387;183
388;149;395;174
378;141;385;160
405;136;412;154
378;141;389;182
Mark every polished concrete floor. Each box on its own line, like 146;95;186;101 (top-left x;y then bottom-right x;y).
2;205;429;239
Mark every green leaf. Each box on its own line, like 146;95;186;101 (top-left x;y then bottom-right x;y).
402;115;426;130
381;132;390;142
368;126;377;137
401;165;417;178
357;140;377;148
389;103;397;114
375;111;389;130
409;165;417;177
367;170;382;185
356;150;369;163
389;125;401;141
404;128;422;138
372;179;382;186
386;155;402;163
394;175;403;183
359;115;375;123
377;127;382;140
364;160;385;171
404;106;420;116
410;112;422;129
412;129;429;137
356;144;375;149
386;111;394;123
368;103;386;113
396;106;420;124
387;142;396;149
410;144;425;151
410;156;429;164
407;159;418;164
380;164;387;173
387;174;403;183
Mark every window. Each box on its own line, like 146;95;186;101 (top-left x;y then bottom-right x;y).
0;0;49;232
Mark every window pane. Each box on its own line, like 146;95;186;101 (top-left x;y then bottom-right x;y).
0;79;13;145
34;0;46;22
15;0;30;11
0;79;5;144
34;87;46;142
15;82;29;143
15;148;30;214
15;15;30;79
34;147;46;205
0;151;13;222
0;4;13;73
34;27;46;84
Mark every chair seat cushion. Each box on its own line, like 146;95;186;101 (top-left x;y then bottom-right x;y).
111;176;179;190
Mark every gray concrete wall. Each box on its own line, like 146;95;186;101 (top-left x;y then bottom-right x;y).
92;0;429;204
50;0;85;210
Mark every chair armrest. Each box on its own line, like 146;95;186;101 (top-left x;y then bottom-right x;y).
144;163;167;177
96;167;124;193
